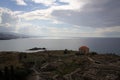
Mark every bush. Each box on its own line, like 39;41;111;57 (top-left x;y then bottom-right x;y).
90;52;98;55
64;49;68;54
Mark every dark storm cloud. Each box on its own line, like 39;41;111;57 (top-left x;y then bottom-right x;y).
52;0;120;27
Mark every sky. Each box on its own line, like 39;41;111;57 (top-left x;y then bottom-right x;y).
0;0;120;37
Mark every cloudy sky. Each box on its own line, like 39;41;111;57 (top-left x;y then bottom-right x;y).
0;0;120;37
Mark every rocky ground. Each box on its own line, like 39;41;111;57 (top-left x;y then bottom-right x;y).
0;50;120;80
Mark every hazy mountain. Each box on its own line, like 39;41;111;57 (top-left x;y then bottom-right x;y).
0;32;29;40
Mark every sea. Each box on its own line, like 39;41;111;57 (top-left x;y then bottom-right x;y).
0;37;120;54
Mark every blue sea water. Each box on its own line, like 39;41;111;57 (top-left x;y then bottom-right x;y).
0;37;119;54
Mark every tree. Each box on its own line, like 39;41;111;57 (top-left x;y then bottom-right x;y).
64;49;68;54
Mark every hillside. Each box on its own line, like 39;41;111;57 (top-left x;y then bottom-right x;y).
0;51;120;80
0;32;29;40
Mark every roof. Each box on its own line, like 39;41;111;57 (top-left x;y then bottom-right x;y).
79;46;89;49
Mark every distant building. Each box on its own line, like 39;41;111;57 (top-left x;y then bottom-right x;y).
79;46;89;54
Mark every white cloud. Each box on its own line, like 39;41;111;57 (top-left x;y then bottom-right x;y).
1;7;118;37
0;7;19;32
31;0;56;6
18;9;53;20
71;25;120;37
96;26;120;34
59;0;87;10
0;8;19;25
52;20;63;24
0;12;2;23
18;0;87;21
1;0;118;37
17;0;120;30
15;0;27;6
14;11;24;15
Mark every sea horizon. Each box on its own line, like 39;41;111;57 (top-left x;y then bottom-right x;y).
0;37;119;54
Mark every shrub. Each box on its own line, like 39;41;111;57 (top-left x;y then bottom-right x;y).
64;49;68;54
90;52;98;55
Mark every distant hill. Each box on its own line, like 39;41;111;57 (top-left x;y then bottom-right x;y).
0;32;29;40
